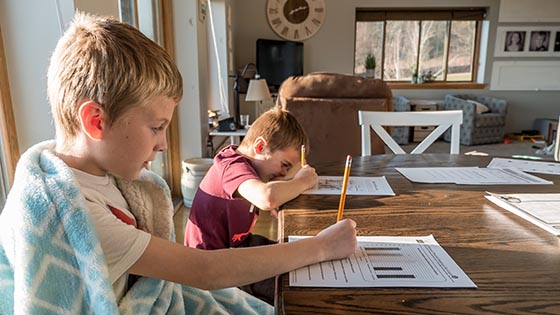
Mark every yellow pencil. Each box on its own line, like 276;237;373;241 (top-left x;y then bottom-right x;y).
301;144;306;166
337;155;352;222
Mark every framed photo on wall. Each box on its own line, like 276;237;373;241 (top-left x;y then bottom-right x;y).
528;30;550;51
495;26;560;57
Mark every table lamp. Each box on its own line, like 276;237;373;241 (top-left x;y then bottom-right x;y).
245;74;272;104
232;63;272;128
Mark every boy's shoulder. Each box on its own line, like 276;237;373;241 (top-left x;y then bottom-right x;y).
215;145;252;167
210;146;259;180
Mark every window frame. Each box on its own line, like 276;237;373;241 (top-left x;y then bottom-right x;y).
119;0;182;197
354;8;487;89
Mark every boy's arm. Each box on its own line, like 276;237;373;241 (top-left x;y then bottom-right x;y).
237;165;318;210
128;219;357;291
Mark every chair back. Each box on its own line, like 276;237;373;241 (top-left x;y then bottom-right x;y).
358;110;463;155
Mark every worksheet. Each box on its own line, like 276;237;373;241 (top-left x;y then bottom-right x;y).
395;167;552;185
486;192;560;236
289;235;477;288
487;157;560;176
302;176;395;196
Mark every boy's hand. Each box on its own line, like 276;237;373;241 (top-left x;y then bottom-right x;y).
315;219;357;261
293;165;318;190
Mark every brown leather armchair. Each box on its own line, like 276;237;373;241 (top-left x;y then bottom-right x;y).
277;72;393;165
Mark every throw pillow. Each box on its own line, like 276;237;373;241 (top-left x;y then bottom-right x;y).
467;100;490;114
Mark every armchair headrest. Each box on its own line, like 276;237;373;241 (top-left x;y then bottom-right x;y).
278;72;392;99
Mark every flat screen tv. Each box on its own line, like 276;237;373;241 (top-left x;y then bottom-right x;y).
256;39;303;92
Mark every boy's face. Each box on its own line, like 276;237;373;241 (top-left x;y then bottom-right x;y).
97;96;177;180
253;145;301;182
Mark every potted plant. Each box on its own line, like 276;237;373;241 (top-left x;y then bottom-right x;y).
364;54;376;78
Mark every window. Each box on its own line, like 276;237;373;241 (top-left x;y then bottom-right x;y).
355;8;485;84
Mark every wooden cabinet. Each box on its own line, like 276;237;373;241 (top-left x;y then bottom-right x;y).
410;100;438;142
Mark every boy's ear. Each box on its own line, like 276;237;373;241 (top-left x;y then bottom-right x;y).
78;100;105;140
253;137;268;155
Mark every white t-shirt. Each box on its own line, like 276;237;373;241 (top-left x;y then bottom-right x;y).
72;168;151;301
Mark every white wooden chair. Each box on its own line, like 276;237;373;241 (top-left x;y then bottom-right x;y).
358;110;463;155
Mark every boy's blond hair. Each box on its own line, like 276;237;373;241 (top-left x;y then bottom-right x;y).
239;106;309;153
47;12;182;141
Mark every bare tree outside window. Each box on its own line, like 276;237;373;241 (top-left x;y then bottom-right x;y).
384;21;418;81
419;21;448;81
354;9;483;83
354;21;383;79
448;21;476;81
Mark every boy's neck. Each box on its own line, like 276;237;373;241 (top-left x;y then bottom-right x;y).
55;137;108;177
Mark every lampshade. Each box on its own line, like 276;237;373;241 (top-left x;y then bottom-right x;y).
245;75;272;102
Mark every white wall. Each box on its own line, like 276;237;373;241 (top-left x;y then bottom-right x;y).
173;0;208;160
232;0;560;133
0;0;118;153
0;0;75;152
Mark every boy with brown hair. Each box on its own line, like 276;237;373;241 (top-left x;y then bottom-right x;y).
0;12;356;314
184;106;319;304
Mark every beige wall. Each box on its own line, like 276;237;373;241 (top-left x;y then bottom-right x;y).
232;0;560;133
74;0;119;18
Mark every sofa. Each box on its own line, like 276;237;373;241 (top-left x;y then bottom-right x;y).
277;72;393;164
443;94;507;145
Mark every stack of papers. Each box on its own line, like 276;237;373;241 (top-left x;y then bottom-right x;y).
487;157;560;175
486;192;560;236
395;167;552;185
289;235;476;288
302;176;395;196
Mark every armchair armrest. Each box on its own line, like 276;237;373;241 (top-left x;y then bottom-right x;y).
443;95;475;123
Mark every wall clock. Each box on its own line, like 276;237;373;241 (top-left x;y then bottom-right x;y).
266;0;326;41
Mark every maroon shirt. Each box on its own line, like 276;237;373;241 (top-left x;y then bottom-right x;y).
184;145;260;249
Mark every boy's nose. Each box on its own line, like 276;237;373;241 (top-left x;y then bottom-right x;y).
156;134;168;152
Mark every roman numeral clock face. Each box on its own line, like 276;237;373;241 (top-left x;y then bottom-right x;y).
266;0;326;41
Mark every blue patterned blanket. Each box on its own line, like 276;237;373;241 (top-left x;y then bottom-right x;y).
0;141;273;314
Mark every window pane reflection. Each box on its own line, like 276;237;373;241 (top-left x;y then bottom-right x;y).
448;21;475;81
418;21;448;81
355;21;383;79
384;21;418;81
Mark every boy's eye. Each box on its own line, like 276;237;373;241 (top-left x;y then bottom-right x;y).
152;126;165;133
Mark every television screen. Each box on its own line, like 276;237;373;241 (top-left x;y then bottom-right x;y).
256;39;303;92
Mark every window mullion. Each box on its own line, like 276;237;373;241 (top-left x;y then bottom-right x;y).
443;20;452;81
381;20;387;80
472;21;482;82
415;21;421;78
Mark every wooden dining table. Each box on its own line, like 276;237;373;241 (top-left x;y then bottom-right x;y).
276;154;560;315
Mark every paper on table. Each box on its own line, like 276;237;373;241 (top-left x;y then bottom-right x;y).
395;167;552;185
289;235;477;288
394;167;478;183
302;176;395;196
486;192;560;236
487;157;560;175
